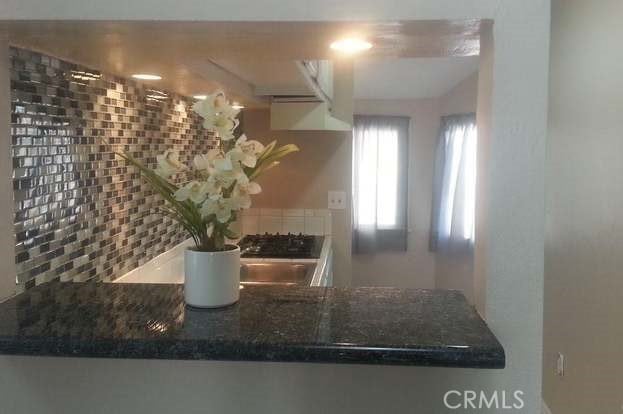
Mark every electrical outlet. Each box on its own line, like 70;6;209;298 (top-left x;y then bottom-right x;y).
556;353;565;377
328;191;346;210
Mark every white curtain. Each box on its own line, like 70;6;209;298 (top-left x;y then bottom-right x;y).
352;115;409;253
429;114;477;252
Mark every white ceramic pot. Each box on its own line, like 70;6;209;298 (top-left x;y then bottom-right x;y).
184;246;240;308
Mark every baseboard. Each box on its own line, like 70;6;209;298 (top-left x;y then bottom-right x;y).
542;400;552;414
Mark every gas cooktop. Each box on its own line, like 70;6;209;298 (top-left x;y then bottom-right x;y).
239;233;324;259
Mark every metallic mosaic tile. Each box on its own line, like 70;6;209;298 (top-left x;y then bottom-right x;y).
11;47;217;289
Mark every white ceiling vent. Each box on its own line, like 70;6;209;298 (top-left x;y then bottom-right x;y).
269;60;353;131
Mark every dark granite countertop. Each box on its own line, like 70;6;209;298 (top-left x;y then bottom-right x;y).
0;282;504;368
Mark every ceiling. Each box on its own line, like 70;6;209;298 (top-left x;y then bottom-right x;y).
354;57;479;100
5;20;483;105
209;59;310;97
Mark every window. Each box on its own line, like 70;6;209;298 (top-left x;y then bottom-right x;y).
352;115;409;253
429;114;477;252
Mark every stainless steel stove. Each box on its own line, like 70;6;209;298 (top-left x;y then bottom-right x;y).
239;233;324;259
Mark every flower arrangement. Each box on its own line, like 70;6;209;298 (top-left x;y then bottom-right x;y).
116;92;298;252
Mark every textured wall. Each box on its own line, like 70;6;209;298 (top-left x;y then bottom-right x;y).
544;0;623;412
10;47;214;291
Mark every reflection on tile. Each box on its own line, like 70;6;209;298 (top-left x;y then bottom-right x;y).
258;216;282;234
240;209;332;236
259;208;282;217
324;213;332;235
241;215;259;236
282;216;305;234
283;209;304;217
304;217;324;236
10;47;217;290
244;208;260;216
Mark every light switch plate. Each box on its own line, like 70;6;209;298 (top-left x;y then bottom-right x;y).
328;191;346;210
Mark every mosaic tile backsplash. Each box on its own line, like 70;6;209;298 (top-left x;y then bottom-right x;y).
10;47;216;291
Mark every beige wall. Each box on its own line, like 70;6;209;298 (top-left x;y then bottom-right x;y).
0;356;538;414
473;24;494;318
543;0;623;412
241;109;353;287
440;73;479;116
435;72;479;303
352;73;478;292
0;32;16;301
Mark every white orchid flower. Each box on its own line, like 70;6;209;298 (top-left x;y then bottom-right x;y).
236;134;265;155
205;167;245;196
193;148;249;197
192;92;240;119
226;134;264;168
193;148;239;188
174;181;210;204
192;92;240;141
155;150;185;178
232;180;262;209
211;92;240;119
212;152;234;171
226;147;256;168
194;148;235;180
193;149;221;172
213;115;239;141
200;195;234;223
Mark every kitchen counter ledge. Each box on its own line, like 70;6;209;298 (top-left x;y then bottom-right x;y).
0;282;505;368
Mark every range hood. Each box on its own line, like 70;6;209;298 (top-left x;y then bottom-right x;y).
269;60;353;131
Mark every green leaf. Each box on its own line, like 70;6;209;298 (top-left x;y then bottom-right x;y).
256;140;277;163
248;143;298;180
223;227;240;240
115;150;206;247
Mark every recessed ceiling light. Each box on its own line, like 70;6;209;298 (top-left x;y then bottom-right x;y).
193;95;207;100
132;73;162;80
329;38;373;54
232;102;245;110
